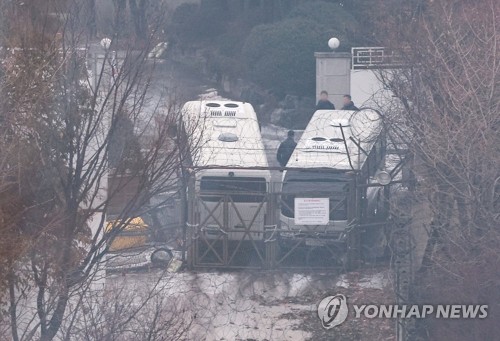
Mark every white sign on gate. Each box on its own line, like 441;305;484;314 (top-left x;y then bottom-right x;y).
294;198;329;225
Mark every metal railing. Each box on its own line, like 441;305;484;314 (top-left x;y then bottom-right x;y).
351;47;405;69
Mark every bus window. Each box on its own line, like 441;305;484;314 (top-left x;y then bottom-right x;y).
200;177;267;203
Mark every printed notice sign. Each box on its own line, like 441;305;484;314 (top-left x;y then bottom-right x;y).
294;198;329;225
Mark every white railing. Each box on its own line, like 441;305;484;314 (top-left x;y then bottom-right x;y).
351;47;404;69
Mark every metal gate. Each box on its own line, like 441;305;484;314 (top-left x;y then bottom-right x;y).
185;177;368;270
186;181;273;268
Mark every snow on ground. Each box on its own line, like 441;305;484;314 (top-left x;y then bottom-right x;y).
336;271;391;290
358;271;390;290
107;270;337;340
261;124;303;167
199;88;228;101
106;268;393;341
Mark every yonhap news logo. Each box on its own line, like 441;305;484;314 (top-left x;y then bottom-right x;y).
317;294;488;329
317;294;349;329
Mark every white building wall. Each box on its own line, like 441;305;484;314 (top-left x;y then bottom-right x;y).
350;69;403;114
315;51;402;112
315;52;351;109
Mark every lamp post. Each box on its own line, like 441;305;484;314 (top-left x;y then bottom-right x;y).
100;37;111;50
328;37;340;50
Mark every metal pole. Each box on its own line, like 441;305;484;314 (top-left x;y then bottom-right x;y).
180;172;188;264
346;172;360;270
186;174;196;269
223;195;229;265
264;184;278;269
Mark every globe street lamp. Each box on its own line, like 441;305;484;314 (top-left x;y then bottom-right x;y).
328;37;340;50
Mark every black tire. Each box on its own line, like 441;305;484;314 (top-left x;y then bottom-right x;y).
150;248;173;266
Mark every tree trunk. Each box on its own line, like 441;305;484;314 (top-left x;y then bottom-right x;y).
8;267;19;341
129;0;148;42
113;0;127;38
88;0;97;38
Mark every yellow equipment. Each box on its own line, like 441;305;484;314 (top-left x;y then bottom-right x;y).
106;217;148;251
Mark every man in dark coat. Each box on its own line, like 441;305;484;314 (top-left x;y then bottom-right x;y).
277;130;297;167
341;94;359;110
316;90;335;110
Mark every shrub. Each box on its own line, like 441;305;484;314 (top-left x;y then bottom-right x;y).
242;1;359;96
287;0;359;43
242;18;329;96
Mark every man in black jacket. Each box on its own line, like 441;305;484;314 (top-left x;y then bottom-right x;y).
277;130;297;167
341;94;359;110
316;90;335;110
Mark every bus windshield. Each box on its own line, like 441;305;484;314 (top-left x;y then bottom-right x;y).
281;170;349;220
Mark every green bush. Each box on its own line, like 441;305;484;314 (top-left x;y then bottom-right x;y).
169;3;200;42
242;18;329;96
287;1;359;43
242;1;359;97
170;1;229;44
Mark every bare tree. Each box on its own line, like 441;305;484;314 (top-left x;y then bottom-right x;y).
376;0;500;339
111;0;166;44
0;1;198;340
128;0;149;42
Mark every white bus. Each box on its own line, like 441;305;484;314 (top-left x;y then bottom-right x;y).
280;109;388;253
181;100;271;241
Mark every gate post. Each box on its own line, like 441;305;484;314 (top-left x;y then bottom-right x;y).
222;195;229;265
264;190;278;269
346;172;361;270
186;174;196;269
